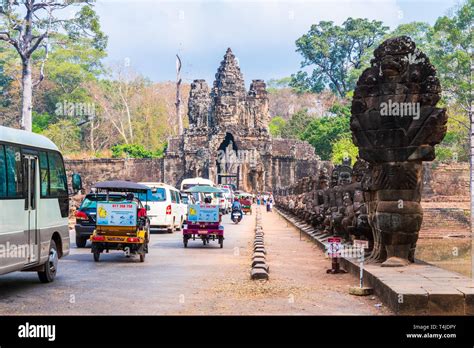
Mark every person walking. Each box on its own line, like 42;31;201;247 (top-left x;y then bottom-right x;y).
266;196;273;212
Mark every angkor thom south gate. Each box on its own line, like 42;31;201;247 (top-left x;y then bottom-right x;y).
164;48;319;192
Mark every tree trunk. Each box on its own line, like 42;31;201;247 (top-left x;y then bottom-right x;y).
21;59;33;132
468;106;474;277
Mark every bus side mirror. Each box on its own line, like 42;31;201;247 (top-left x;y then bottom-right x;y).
72;173;83;192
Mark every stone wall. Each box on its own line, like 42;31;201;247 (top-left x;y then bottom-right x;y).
422;163;469;198
65;158;164;193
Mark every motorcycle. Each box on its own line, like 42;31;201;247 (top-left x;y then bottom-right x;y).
231;208;243;224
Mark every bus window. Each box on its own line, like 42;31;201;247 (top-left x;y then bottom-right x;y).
48;152;67;196
39;152;49;197
0;145;6;197
5;145;23;198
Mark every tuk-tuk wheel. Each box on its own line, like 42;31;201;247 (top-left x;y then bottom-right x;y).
183;238;188;248
93;251;100;262
219;236;224;248
139;252;145;262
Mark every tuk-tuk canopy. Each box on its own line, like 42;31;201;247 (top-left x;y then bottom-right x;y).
92;180;150;193
186;185;223;194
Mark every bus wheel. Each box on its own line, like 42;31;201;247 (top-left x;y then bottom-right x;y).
93;251;100;262
38;240;58;283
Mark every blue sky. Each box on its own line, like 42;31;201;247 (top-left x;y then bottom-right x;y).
94;0;461;85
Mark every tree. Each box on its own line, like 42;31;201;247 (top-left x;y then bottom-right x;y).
42;119;80;152
266;77;292;93
0;0;106;131
269;116;286;138
331;135;359;164
293;18;388;97
301;114;351;160
281;109;313;139
388;22;432;50
428;0;473;227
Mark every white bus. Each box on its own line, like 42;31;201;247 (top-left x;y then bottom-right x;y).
0;126;80;282
180;177;215;192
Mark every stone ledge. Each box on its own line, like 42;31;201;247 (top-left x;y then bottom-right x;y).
275;208;474;315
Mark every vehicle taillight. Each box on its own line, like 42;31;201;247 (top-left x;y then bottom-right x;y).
127;237;140;243
166;205;172;215
75;210;88;220
91;235;105;242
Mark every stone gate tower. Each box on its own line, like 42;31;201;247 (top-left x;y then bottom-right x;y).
164;48;319;192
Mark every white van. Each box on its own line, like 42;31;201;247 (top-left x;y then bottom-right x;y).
138;182;186;233
180;177;214;192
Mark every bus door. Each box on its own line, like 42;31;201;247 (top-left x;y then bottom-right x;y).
23;154;39;264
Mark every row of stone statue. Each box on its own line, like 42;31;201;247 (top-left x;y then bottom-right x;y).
275;159;376;257
276;36;448;267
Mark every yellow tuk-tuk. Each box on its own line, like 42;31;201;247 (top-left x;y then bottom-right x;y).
89;181;151;262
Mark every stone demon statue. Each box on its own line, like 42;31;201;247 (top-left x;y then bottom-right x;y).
275;36;447;268
351;36;447;266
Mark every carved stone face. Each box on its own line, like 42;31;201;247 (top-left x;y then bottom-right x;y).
338;172;351;186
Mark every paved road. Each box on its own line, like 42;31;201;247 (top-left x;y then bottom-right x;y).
0;207;391;315
0;211;256;315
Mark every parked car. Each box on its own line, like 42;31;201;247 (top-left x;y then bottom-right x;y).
75;193;126;248
138;182;186;233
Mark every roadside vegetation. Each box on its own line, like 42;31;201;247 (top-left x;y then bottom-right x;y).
0;1;471;162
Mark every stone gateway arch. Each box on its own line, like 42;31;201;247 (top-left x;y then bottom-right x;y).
164;48;319;192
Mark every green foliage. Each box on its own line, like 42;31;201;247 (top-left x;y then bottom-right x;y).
331;135;359;165
269;116;287;138
32;112;54;133
280;109;313;139
301;115;351;161
289;71;325;94
388;22;432;50
111;144;165;159
429;0;473;112
267;77;292;93
435;146;455;162
63;5;108;51
42;120;81;153
293;18;388;96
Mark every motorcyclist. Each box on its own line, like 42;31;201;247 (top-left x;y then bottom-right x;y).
232;197;242;212
231;197;243;222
